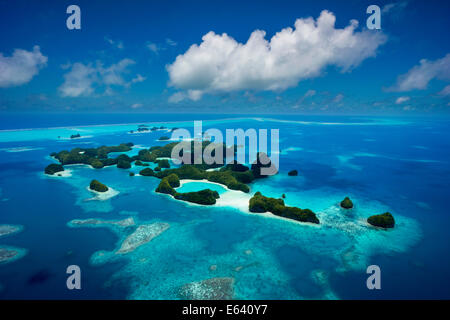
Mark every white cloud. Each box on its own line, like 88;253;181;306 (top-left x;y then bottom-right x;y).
59;63;97;97
0;46;48;88
131;74;146;84
166;38;177;47
168;92;186;103
382;1;408;14
147;42;160;54
438;84;450;96
105;37;124;49
395;96;410;104
100;58;135;86
59;58;143;97
147;39;177;54
167;10;386;101
333;93;344;103
389;54;450;91
304;89;316;97
130;103;143;109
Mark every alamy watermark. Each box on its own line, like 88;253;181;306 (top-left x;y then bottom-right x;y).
169;121;279;176
366;265;381;290
66;265;81;290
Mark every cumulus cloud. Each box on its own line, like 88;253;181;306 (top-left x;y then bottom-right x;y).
389;54;450;91
59;59;144;97
167;10;386;101
0;46;48;88
130;103;143;109
59;63;97;97
395;96;410;104
99;58;135;86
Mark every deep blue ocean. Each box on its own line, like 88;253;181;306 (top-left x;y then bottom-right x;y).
0;113;449;299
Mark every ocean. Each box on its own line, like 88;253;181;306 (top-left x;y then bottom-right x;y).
0;113;449;299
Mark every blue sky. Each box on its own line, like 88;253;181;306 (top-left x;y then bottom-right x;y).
0;0;449;115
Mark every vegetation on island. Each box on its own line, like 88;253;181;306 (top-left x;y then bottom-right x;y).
158;136;170;141
45;163;64;175
174;189;219;205
139;168;155;176
132;141;265;193
166;173;180;188
89;180;109;193
134;160;149;166
157;159;170;168
50;143;133;166
367;212;395;228
251;152;276;178
45;139;402;235
46;141;277;207
155;177;176;195
340;197;354;209
70;133;81;139
90;159;104;169
117;159;132;169
155;173;219;205
249;192;319;224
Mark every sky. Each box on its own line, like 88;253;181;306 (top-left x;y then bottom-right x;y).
0;0;449;115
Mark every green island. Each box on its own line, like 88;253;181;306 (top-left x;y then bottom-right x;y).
340;196;353;209
288;169;298;176
50;142;134;168
70;133;81;139
135;143;273;194
89;179;109;192
155;174;219;205
157;159;170;168
134;160;149;166
174;189;220;205
367;212;395;228
44;163;64;175
249;192;320;224
117;158;132;169
44;141;379;225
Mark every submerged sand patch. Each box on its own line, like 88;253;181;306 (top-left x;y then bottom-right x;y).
116;222;170;254
180;277;235;300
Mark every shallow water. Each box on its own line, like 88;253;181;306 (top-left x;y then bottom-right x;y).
0;114;449;299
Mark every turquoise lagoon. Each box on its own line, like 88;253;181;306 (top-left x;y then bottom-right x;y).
0;114;449;299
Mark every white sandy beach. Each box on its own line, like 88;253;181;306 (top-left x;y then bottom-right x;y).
86;186;120;201
44;169;73;178
175;179;321;227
